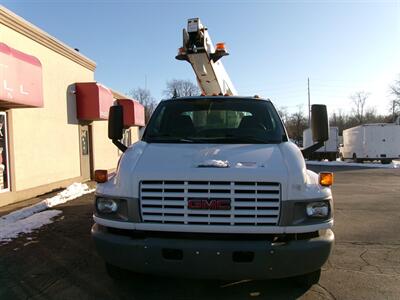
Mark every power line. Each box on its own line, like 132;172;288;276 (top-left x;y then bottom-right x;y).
308;77;311;127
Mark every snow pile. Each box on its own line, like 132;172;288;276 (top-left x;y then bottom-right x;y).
198;159;230;168
0;210;62;243
1;200;48;224
44;182;95;208
0;182;94;244
306;160;400;169
1;183;94;223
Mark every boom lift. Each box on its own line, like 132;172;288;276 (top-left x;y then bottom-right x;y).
175;18;328;157
176;18;237;96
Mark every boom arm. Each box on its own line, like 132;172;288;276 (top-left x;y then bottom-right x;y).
176;18;237;96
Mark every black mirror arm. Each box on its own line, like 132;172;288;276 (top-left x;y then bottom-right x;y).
112;139;127;152
301;141;324;158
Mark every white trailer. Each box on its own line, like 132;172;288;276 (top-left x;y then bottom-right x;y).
303;127;339;161
340;123;400;164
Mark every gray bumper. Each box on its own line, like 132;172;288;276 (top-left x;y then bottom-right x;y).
92;224;334;280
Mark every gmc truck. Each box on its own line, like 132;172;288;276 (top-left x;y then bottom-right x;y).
91;18;334;285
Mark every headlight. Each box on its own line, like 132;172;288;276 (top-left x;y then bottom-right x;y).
306;202;329;218
96;197;118;213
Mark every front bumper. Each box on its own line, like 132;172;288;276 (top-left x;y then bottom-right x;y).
92;224;334;280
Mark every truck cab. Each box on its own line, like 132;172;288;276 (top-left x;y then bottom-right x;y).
91;95;334;283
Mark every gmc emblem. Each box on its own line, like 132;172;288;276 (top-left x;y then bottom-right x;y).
188;199;231;210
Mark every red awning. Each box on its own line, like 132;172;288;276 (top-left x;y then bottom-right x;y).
0;43;43;108
76;82;114;120
116;99;145;127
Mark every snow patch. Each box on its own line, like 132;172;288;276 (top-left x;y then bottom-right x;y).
2;183;94;223
306;160;400;169
0;183;94;244
198;159;230;168
0;210;62;243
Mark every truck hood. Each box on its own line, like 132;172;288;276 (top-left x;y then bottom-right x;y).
97;141;331;201
135;143;286;178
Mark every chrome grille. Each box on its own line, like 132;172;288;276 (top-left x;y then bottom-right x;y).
139;181;281;226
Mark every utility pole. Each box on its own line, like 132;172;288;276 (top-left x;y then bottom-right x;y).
308;77;311;127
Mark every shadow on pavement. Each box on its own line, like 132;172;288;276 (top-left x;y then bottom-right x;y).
111;273;311;300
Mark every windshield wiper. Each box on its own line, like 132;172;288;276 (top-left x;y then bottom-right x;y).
224;135;280;144
146;134;279;144
146;134;195;143
178;138;194;143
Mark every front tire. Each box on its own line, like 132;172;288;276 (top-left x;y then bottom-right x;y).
381;159;392;164
352;153;363;163
293;269;321;286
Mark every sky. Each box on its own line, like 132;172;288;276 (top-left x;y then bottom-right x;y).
2;0;400;115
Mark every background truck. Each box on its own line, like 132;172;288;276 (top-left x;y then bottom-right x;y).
91;18;335;285
340;122;400;164
303;127;339;161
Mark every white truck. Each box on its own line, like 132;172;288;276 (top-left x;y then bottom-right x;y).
340;122;400;164
91;18;334;284
303;127;339;161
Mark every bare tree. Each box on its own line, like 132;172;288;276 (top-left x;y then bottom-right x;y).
350;91;369;124
128;87;157;124
163;79;200;98
285;105;308;143
390;76;400;121
277;106;289;125
330;109;347;135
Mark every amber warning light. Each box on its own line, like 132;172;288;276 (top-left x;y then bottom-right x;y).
319;172;333;187
215;42;226;51
178;47;185;55
94;170;108;183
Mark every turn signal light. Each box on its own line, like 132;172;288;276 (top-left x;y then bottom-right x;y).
319;172;333;187
94;170;108;183
215;42;226;51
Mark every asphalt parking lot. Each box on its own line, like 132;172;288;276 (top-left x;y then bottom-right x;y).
0;166;399;299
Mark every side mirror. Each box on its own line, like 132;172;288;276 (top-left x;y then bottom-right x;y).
311;104;329;142
108;105;124;140
108;105;127;152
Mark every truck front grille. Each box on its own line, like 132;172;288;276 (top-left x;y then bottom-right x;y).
139;181;281;226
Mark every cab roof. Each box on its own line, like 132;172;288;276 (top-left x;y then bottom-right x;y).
162;95;271;102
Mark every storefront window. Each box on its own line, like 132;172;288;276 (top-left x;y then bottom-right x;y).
0;112;10;192
121;129;132;147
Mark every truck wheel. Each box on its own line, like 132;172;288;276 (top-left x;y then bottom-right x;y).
352;153;362;163
381;159;392;164
105;263;131;280
293;269;321;286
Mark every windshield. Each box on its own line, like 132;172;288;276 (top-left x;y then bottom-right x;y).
143;98;287;144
